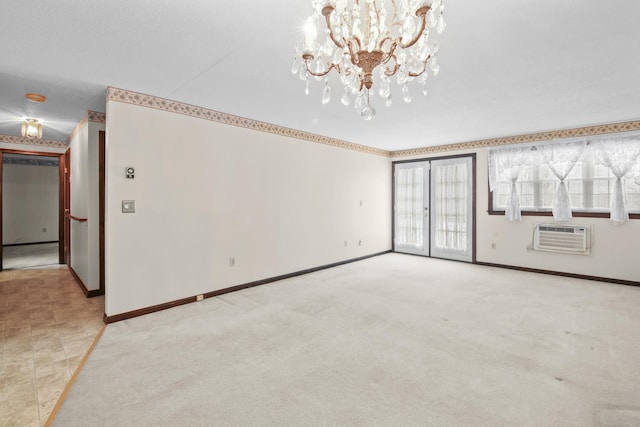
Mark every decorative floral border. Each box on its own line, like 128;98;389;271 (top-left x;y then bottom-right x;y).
3;156;59;166
0;134;67;148
88;110;106;123
67;110;106;143
106;87;640;159
106;87;391;157
391;120;640;158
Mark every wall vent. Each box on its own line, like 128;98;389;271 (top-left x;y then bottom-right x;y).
533;223;591;255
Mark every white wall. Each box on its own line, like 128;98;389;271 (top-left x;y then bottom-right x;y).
2;162;59;244
395;147;640;283
105;100;392;316
68;120;105;291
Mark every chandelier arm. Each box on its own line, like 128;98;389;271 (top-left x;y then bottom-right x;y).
379;41;399;73
408;56;430;77
347;40;360;66
322;6;346;50
399;6;430;49
304;61;341;77
377;36;392;51
383;54;401;76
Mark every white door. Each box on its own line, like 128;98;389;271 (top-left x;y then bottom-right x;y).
430;157;473;262
394;162;430;256
394;156;474;262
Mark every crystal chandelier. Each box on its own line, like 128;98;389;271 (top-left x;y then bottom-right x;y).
293;0;445;120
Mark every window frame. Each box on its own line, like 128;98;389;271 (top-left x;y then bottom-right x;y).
488;161;640;219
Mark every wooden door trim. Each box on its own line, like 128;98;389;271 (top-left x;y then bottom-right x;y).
0;148;65;271
99;131;105;294
64;149;71;266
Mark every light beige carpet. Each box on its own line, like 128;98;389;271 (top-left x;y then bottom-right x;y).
53;254;640;426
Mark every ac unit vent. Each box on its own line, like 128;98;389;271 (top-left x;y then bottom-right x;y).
533;223;591;255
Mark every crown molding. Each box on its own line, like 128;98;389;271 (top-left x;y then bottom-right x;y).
106;87;391;157
391;120;640;158
0;134;67;148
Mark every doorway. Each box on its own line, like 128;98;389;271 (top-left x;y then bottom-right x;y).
393;154;476;262
0;149;65;270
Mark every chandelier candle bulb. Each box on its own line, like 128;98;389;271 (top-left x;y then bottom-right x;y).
295;0;445;119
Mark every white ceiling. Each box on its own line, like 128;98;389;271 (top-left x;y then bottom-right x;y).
1;1;639;151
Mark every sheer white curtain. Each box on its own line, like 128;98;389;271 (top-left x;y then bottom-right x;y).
591;137;640;225
488;134;640;224
488;145;538;221
433;162;468;252
395;166;424;247
540;141;585;221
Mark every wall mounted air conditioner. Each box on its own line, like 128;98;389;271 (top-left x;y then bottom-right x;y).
533;223;591;255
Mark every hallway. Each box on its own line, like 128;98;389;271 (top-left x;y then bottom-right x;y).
0;265;104;426
3;242;60;270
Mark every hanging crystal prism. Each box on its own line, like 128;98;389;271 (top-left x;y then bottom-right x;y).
322;79;331;104
360;104;376;120
341;86;351;106
402;84;412;103
291;57;301;75
430;57;440;76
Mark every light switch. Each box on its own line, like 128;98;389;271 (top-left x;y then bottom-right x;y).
122;200;135;213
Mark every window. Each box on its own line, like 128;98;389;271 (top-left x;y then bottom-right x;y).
492;161;640;213
488;136;640;224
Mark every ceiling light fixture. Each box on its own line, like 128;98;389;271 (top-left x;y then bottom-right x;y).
25;93;47;103
293;0;445;120
21;118;43;139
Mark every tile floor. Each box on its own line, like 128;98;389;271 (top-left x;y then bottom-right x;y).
3;243;60;270
0;266;104;426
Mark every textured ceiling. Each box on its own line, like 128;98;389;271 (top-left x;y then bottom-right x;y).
0;0;639;151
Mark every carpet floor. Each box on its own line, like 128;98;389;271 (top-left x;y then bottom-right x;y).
53;254;640;426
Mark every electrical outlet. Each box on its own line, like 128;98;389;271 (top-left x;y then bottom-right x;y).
196;294;204;301
229;257;235;267
344;241;347;247
358;240;363;246
491;242;496;249
42;227;47;233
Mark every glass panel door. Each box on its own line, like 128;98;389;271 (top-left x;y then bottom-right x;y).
394;156;474;262
430;157;473;262
394;162;430;256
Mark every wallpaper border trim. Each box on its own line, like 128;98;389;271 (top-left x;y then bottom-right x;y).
0;134;67;148
106;87;640;158
106;87;391;157
68;110;107;144
390;120;640;157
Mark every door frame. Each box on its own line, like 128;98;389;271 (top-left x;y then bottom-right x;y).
0;148;65;271
392;153;477;263
64;148;71;266
98;131;105;294
393;161;431;256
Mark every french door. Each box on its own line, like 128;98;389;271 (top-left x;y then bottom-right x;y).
394;155;475;262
